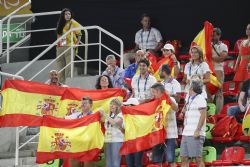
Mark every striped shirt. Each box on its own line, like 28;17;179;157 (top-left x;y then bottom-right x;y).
182;94;207;136
135;27;162;52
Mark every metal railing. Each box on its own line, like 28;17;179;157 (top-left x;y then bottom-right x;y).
15;25;124;80
5;11;62;63
0;0;31;55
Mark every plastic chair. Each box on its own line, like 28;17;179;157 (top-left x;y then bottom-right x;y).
40;159;60;167
205;123;214;140
212;146;245;166
223;81;240;97
207;103;216;116
203;146;217;166
223;59;236;75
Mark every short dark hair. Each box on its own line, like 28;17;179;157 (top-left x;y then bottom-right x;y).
213;27;222;35
82;96;93;105
161;64;171;75
95;75;113;89
138;58;150;67
141;13;151;20
190;81;203;94
151;83;165;93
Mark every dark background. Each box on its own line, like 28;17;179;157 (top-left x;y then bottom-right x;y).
30;0;250;60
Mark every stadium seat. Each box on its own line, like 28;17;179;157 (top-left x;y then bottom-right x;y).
223;59;236;75
223;81;240;97
96;152;105;167
212;146;245;166
205;123;214;140
176;64;185;80
203;146;217;166
207;103;216;116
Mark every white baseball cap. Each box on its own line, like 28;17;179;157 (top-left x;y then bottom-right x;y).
123;98;140;106
162;43;175;52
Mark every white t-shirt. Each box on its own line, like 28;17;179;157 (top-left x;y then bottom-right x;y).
162;78;181;96
104;112;124;143
166;97;178;139
182;94;207;137
212;42;228;71
135;27;162;52
184;62;210;99
132;74;157;100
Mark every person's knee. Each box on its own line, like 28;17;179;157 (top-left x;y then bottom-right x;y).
181;156;188;163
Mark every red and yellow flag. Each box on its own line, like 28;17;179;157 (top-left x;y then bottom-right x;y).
120;94;171;155
153;56;175;81
36;112;104;164
58;88;126;117
243;107;250;136
0;80;66;127
191;21;222;95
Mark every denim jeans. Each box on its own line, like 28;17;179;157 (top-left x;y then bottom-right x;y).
227;106;241;116
125;151;144;167
105;142;123;167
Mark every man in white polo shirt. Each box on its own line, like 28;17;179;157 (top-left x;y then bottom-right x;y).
131;58;157;104
123;14;163;68
160;64;181;102
211;28;228;113
180;80;207;167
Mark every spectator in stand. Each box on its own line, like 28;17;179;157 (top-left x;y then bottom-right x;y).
56;8;82;83
124;50;145;79
123;13;163;68
208;28;228;113
180;80;207;167
95;75;113;90
65;96;94;167
102;55;124;88
47;70;68;87
160;43;180;78
234;24;250;87
228;63;250;117
131;58;157;104
100;98;124;167
150;83;178;167
183;46;210;99
160;64;181;103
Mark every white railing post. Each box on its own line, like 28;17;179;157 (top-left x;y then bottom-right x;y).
70;32;74;78
99;30;102;75
120;41;124;69
83;29;88;75
15;127;19;166
0;20;2;55
6;18;10;63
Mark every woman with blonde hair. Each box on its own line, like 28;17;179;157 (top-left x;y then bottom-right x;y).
100;98;124;167
183;46;210;99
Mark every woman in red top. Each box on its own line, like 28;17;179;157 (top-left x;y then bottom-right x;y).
234;24;250;84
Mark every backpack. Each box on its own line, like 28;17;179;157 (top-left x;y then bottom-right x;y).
211;116;239;137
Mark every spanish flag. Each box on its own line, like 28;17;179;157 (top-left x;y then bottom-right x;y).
153;56;175;81
191;21;222;95
0;80;66;127
36;112;104;164
58;88;126;117
120;94;171;155
243;107;250;136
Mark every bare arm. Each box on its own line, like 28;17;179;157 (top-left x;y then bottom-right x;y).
212;51;228;63
238;91;246;112
234;55;241;71
203;72;210;84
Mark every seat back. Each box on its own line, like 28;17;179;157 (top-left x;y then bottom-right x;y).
206;123;215;139
207;103;216;116
203;146;217;163
223;81;240;96
224;59;236;75
175;148;181;163
221;146;245;163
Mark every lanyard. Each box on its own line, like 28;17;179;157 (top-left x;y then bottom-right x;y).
186;94;198;111
189;63;201;77
107;112;117;127
137;73;149;94
140;28;151;50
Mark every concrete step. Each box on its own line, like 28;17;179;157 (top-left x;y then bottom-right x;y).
26;127;40;136
0;150;36;159
21;135;39;143
66;75;99;89
0;157;37;167
20;142;38;151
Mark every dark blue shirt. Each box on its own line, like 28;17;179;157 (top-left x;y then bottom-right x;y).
124;63;138;79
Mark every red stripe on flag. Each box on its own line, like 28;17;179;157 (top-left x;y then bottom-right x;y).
120;129;166;155
60;88;126;101
0;114;42;127
36;148;101;164
2;80;66;96
42;112;101;128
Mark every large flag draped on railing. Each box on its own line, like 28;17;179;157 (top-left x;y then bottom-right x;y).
0;80;66;127
0;80;126;127
120;94;171;155
191;21;222;95
36;112;104;164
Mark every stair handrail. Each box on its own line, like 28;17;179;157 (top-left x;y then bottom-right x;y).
0;0;31;55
